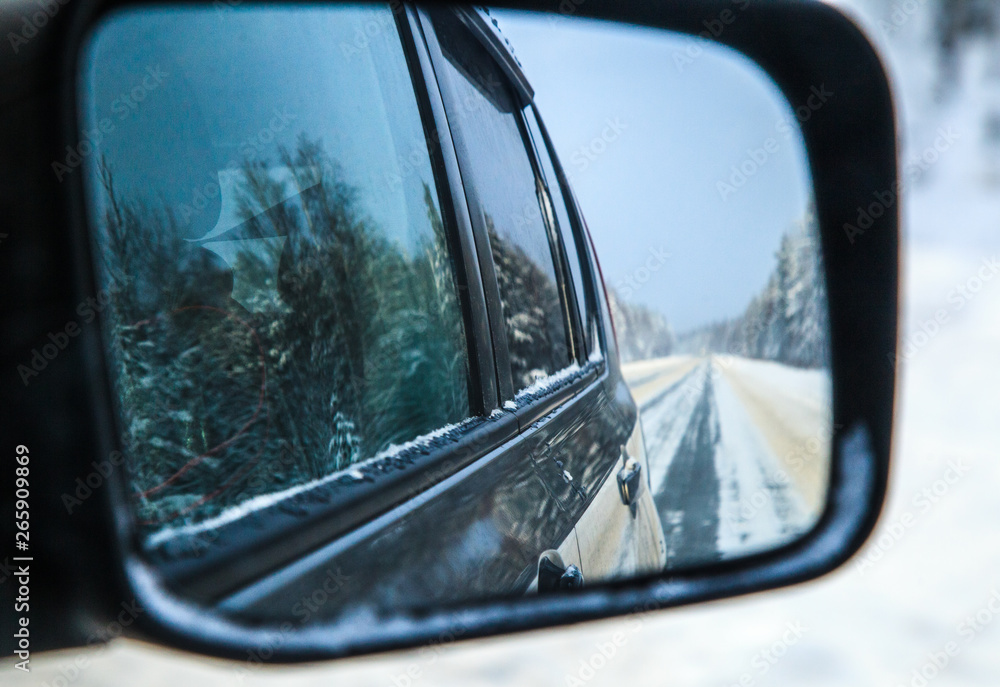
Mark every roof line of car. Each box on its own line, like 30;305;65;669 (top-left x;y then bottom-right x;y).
454;5;535;104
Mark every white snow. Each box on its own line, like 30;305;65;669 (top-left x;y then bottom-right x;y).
635;354;828;561
712;367;813;557
713;355;831;414
588;346;605;364
512;362;582;401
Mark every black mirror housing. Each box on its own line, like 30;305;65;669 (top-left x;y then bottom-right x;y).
0;0;897;662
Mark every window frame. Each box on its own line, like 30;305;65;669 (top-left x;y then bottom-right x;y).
87;3;525;602
522;104;594;364
516;105;580;365
418;6;585;406
396;5;497;418
417;6;516;401
530;104;610;365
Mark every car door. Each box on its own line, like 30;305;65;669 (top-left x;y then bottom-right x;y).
419;6;666;586
520;103;668;583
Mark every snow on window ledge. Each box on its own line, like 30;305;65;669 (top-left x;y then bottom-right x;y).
144;415;484;550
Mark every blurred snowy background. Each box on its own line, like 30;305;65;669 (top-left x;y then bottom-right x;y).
10;0;1000;684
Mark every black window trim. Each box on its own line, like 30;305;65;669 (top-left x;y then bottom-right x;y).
514;105;580;365
529;103;609;366
417;5;518;402
452;6;534;105
399;3;497;417
521;105;587;365
443;5;605;368
420;6;587;408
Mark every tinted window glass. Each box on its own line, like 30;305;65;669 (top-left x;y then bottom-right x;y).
80;6;471;533
524;106;594;359
429;11;571;392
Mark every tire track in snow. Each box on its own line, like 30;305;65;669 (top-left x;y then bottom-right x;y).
648;364;722;570
634;356;824;569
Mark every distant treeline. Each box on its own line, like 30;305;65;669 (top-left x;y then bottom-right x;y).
611;215;830;370
607;289;675;364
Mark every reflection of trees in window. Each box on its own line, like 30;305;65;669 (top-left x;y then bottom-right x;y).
96;135;470;528
485;214;570;390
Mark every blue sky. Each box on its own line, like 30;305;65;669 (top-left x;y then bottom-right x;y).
492;10;814;331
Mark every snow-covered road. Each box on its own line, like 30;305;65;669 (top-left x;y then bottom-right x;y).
624;355;832;568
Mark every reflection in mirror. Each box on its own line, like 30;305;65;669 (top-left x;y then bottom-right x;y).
496;10;831;568
78;4;830;626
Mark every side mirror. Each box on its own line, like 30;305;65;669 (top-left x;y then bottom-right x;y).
0;0;897;663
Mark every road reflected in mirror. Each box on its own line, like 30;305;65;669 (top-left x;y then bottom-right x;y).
496;9;832;567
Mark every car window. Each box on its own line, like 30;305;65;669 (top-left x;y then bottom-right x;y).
428;10;572;393
523;106;595;360
79;5;472;534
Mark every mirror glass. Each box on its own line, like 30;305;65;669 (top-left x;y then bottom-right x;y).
78;4;831;625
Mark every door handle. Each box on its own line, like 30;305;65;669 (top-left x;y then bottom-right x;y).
537;550;584;593
617;455;642;515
